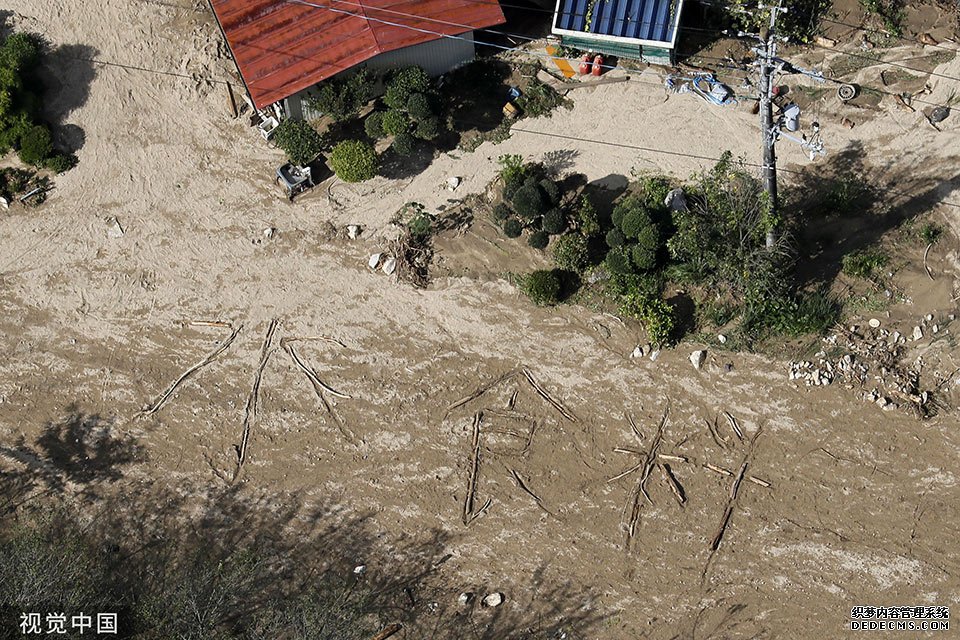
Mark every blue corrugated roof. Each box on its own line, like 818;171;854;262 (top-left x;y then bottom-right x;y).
554;0;682;45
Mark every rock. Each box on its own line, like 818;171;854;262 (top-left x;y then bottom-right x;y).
353;564;366;575
723;363;734;373
458;592;474;606
481;593;504;608
925;314;934;322
815;35;837;48
812;370;821;385
347;224;361;239
381;256;397;275
446;176;462;191
664;188;688;212
649;349;660;362
0;196;8;209
932;324;939;334
717;334;727;344
106;216;124;238
919;32;940;46
912;326;924;341
263;227;276;239
868;318;881;328
368;253;382;270
689;350;707;370
949;314;956;321
631;345;644;359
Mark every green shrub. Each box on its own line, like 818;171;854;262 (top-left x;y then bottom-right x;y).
273;119;325;165
17;124;52;166
918;222;943;245
406;92;434;121
576;195;600;237
0;32;43;73
841;249;888;279
605;228;626;248
619;292;675;345
414;116;441;140
725;0;832;43
497;154;526;186
630;242;657;271
391;132;416;156
364;112;385;139
516;79;568;118
552;233;589;272
44;153;77;174
381;109;410;136
539;178;560;205
511;184;546;220
407;212;433;240
492;202;511;221
305;70;374;122
384;67;432;110
701;300;739;327
328;139;378;182
542;208;566;235
521;269;563;306
503;218;523;238
605;247;633;274
527;230;549;250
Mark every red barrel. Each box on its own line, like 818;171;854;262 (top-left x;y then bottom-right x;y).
579;54;591;75
592;54;604;76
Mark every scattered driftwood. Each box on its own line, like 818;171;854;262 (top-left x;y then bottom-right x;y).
623;407;668;547
188;320;233;329
510;467;550;514
924;242;935;281
507;388;519;410
234;319;279;479
625;412;643;445
463;412;485;524
710;461;748;550
282;340;353;399
370;623;403;640
660;463;686;506
281;338;358;444
445;370;521;415
722;411;744;441
522;368;577;422
389;231;433;289
140;324;242;416
703;416;729;449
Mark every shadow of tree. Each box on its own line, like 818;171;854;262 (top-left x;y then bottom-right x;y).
0;405;144;511
787;140;960;289
39;43;99;154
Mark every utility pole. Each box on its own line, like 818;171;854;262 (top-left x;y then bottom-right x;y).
759;3;785;250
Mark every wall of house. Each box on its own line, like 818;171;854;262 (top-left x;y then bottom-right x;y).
558;33;673;66
285;33;477;122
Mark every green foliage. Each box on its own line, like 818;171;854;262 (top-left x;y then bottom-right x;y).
539;178;560;206
384;67;432;110
576;195;600;237
630;241;657;271
619;292;675;346
605;227;626;248
391;132;416;156
604;247;632;274
700;300;739;327
511;184;546;220
305;70;374;122
516;79;569;117
724;0;832;43
381;109;410;136
521;269;563;306
841;249;889;279
17;124;51;166
542;208;567;235
527;230;550;250
860;0;905;36
492;202;511;221
0;32;43;73
44;153;77;174
406;92;434;121
498;154;527;193
400;202;433;240
618;203;651;238
414;116;441;140
552;233;590;272
328;139;378;182
918;222;943;245
364;112;385;139
273;119;325;165
503;217;523;238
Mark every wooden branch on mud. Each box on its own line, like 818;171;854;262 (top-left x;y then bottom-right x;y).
625;412;644;445
140;324;242;416
704;416;729;449
510;467;550;514
923;242;935;281
370;623;403;640
624;407;668;547
234;319;279;479
722;411;744;442
710;461;748;550
522;368;577;422
282;340;353;399
281;339;358;445
462;412;484;525
660;463;686;506
445;369;521;415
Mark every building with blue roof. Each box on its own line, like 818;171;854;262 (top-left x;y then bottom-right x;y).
552;0;685;65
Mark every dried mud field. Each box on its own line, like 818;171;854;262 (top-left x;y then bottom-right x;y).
2;0;960;637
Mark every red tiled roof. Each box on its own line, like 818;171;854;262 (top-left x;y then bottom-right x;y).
210;0;506;108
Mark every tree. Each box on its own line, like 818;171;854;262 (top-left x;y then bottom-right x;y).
414;116;441;141
527;230;549;250
306;70;374;122
364;112;385;140
390;132;416;156
511;184;546;220
502;218;523;238
521;269;563;306
273;119;325;166
328;140;378;182
17;124;52;166
381;110;410;137
552;233;589;272
384;67;432;110
406;92;434;121
576;195;600;237
542;208;566;235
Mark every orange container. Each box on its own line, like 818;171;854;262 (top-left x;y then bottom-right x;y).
579;54;591;75
592;54;604;76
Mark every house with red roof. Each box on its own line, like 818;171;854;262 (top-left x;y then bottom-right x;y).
208;0;507;119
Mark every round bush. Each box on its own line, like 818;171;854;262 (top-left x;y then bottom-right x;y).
527;230;549;250
605;247;633;274
328;139;378;182
552;233;589;272
542;208;567;235
364;112;385;139
492;202;511;221
606;227;626;248
634;223;660;265
414;116;441;140
391;132;416;156
503;218;523;238
381;110;410;137
272;119;325;166
576;195;600;237
17;124;52;166
539;178;560;205
384;67;432;110
521;269;563;306
44;153;77;174
406;92;434;121
630;243;657;271
511;184;546;220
